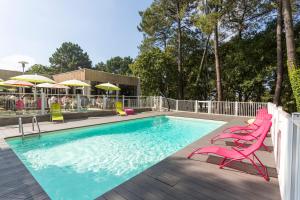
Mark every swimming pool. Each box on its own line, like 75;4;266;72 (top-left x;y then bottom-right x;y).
7;116;225;200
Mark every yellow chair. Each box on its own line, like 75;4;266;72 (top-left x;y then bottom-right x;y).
115;102;127;116
50;103;64;122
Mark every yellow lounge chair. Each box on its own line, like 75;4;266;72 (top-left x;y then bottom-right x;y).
50;103;64;122
115;102;127;116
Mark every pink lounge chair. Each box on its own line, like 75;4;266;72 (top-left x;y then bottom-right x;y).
187;121;272;181
210;119;272;152
223;111;272;133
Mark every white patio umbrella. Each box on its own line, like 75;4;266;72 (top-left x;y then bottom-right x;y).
4;80;34;87
53;84;70;89
11;74;55;100
58;80;90;87
58;80;90;95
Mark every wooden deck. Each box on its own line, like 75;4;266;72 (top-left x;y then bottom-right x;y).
0;112;280;200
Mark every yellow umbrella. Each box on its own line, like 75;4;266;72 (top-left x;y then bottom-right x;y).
58;80;90;87
11;74;55;84
95;83;120;91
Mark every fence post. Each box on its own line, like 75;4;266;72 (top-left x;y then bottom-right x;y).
122;95;125;109
176;100;179;111
77;94;81;112
41;92;45;115
208;101;212;114
195;100;198;113
235;101;238;116
159;96;163;111
137;96;140;108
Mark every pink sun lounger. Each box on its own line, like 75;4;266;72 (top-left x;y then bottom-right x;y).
223;109;272;133
210;119;272;152
187;121;272;181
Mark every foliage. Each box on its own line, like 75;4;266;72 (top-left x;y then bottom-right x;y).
288;64;300;111
134;0;300;111
49;42;92;73
130;48;177;96
95;56;133;75
26;64;52;76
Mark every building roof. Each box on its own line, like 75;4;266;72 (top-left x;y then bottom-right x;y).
53;68;139;86
0;69;23;81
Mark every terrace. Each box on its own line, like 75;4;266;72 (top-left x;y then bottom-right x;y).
1;0;299;199
0;97;291;200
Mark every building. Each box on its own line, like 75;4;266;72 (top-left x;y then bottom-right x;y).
0;69;23;81
53;68;141;96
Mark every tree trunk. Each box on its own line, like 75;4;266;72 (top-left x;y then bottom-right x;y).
273;0;284;106
196;34;211;84
282;0;300;111
282;0;297;66
176;2;184;99
214;23;223;101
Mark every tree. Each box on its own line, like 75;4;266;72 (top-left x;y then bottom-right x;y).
130;48;176;96
274;0;284;106
95;56;133;75
139;0;192;99
194;0;223;101
26;64;52;76
282;0;300;111
138;1;172;50
49;42;92;73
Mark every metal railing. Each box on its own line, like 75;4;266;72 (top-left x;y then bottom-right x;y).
0;93;268;117
159;97;267;117
0;92;155;117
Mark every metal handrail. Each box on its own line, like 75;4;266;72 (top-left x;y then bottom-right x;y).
32;116;41;138
19;116;41;140
18;117;24;139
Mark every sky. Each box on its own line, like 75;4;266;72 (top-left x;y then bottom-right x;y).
0;0;152;71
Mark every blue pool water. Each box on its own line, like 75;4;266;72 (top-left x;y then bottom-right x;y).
7;116;224;200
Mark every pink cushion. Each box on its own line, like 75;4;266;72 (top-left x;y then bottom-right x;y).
124;108;134;115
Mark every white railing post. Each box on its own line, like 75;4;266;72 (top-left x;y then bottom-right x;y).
195;100;198;113
122;95;125;109
77;94;81;112
234;101;238;116
291;113;300;200
176;100;179;111
159;96;163;111
41;92;45;115
103;95;106;110
208;101;212;114
137;96;140;108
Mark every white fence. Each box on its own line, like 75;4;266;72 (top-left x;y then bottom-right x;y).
268;103;300;200
160;97;268;117
160;98;299;199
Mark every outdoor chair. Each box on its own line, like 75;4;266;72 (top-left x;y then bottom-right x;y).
187;121;272;181
50;103;64;122
223;108;272;133
210;119;272;152
115;102;127;116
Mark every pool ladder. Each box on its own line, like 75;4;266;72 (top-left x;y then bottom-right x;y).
18;116;41;140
